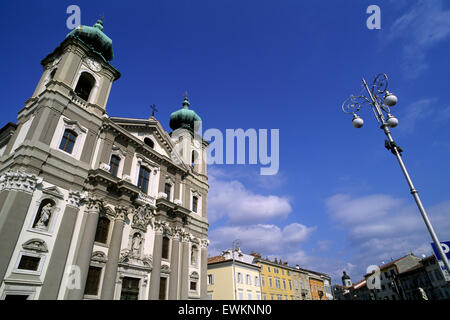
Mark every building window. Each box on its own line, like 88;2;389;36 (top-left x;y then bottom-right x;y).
192;196;198;213
255;276;259;287
208;274;214;285
144;137;154;149
159;277;167;300
261;275;265;287
109;155;121;177
94;216;110;244
59;129;78;154
237;272;242;284
162;236;170;260
248;293;252;300
269;277;273;288
164;183;172;201
289;280;292;290
275;278;281;289
283;279;286;290
138;166;150;193
246;274;251;285
238;292;243;300
190;281;197;291
17;255;40;271
120;277;140;300
75;72;95;101
84;266;102;296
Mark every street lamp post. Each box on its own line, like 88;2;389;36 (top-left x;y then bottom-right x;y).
341;73;450;275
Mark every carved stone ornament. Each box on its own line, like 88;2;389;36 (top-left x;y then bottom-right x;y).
200;239;210;249
42;186;64;199
67;190;84;207
0;170;40;194
190;271;199;280
115;205;129;221
132;205;154;231
22;238;48;253
161;264;171;275
99;162;111;172
91;251;108;263
86;196;103;212
119;249;153;271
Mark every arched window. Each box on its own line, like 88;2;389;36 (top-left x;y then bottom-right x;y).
137;166;150;193
144;137;154;149
94;216;110;244
109;155;121;177
162;236;170;259
59;129;78;154
74;72;95;101
32;199;56;230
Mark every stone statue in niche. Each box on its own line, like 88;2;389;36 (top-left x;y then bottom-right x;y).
132;233;142;257
191;245;198;265
34;202;54;230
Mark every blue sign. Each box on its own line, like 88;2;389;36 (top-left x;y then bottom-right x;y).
431;241;450;261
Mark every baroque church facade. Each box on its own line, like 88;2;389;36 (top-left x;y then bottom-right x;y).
0;19;209;300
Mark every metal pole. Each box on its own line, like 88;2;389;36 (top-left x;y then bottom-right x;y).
361;79;450;274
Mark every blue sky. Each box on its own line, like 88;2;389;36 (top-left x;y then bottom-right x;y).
1;0;450;284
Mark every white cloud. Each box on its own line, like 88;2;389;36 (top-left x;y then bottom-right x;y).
325;193;450;281
208;223;315;259
207;169;292;225
386;0;450;78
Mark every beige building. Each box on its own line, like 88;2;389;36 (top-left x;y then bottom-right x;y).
291;265;312;300
207;249;261;300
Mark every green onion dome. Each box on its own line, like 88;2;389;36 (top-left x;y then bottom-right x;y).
66;19;114;61
169;96;202;131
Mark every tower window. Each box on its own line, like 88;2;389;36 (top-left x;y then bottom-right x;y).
138;166;150;193
94;216;110;244
192;196;198;213
144;137;154;149
75;72;95;101
109;155;121;177
164;183;172;201
162;236;170;260
59;129;78;154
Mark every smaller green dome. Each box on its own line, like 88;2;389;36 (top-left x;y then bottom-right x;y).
66;19;114;61
169;96;202;131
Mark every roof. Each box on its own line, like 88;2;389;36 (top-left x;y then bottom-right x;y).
364;253;416;277
208;256;227;264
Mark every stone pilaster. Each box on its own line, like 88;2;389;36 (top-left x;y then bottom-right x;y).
179;232;191;299
148;223;163;300
100;205;128;300
39;190;83;299
200;239;209;300
0;171;39;283
66;196;102;300
168;228;182;300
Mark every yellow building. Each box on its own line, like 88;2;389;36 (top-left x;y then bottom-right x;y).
253;255;295;300
207;249;262;300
